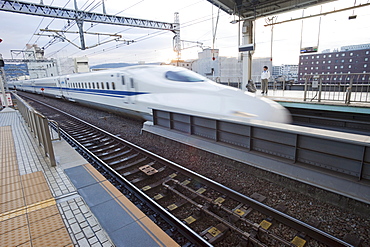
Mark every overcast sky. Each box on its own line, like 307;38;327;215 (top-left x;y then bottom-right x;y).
0;0;369;66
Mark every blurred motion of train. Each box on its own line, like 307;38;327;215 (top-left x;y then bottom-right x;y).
9;65;291;123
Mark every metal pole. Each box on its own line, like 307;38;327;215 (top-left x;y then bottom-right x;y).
0;54;9;108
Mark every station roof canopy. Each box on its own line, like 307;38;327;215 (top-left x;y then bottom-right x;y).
206;0;336;19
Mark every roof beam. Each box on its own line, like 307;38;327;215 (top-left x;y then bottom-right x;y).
0;0;175;31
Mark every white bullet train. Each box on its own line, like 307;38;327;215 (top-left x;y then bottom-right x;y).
10;65;291;123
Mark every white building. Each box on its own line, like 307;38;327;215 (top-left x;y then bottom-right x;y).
25;44;59;79
191;48;243;85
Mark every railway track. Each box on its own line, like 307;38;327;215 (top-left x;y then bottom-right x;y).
16;94;356;247
288;107;370;135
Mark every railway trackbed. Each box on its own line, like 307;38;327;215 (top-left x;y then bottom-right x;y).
17;95;355;247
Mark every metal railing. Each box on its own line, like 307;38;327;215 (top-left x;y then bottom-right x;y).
12;93;60;167
207;76;296;92
303;73;370;104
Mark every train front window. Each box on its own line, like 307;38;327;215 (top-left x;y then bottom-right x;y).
165;70;205;82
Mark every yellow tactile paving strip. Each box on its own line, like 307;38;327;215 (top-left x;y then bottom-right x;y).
0;126;72;246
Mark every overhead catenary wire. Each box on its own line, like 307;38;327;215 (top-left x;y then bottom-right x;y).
43;0;231;63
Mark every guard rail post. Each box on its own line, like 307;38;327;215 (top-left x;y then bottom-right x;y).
303;76;308;101
345;77;353;104
318;76;323;102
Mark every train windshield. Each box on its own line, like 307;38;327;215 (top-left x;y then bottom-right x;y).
165;70;205;82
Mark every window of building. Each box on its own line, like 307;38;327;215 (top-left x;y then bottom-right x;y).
365;58;369;61
328;54;332;57
350;52;353;56
323;61;326;64
305;67;308;70
315;67;319;70
341;59;345;62
334;66;338;69
316;55;320;58
311;67;313;70
364;64;368;68
328;61;331;64
340;66;343;69
327;66;331;69
323;55;326;58
336;54;339;57
349;59;352;62
366;51;369;55
341;53;345;56
349;65;352;68
312;56;314;59
316;61;319;64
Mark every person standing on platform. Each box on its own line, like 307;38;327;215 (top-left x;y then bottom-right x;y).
261;66;270;95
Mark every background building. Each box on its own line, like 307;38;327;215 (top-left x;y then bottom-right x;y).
298;43;370;83
272;64;299;82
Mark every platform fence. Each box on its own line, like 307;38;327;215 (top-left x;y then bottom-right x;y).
303;73;370;104
12;92;60;167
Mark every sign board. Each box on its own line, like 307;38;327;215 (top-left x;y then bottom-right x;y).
312;80;318;88
0;93;13;107
300;46;318;54
239;44;254;52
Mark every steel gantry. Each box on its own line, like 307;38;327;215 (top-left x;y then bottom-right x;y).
0;0;180;53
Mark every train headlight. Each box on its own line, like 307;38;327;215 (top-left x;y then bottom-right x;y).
232;111;257;118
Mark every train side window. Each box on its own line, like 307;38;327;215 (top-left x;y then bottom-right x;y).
112;82;115;90
96;82;99;89
121;76;125;85
78;82;81;88
88;82;91;89
92;83;95;89
101;82;104;89
106;82;110;90
130;78;134;88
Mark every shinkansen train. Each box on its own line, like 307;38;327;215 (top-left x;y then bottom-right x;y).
10;65;291;123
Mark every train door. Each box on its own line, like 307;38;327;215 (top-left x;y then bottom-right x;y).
58;78;63;96
121;74;136;104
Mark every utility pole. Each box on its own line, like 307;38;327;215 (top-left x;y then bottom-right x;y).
0;54;10;110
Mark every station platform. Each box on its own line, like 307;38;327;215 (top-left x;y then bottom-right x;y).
0;109;179;247
260;89;370;113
